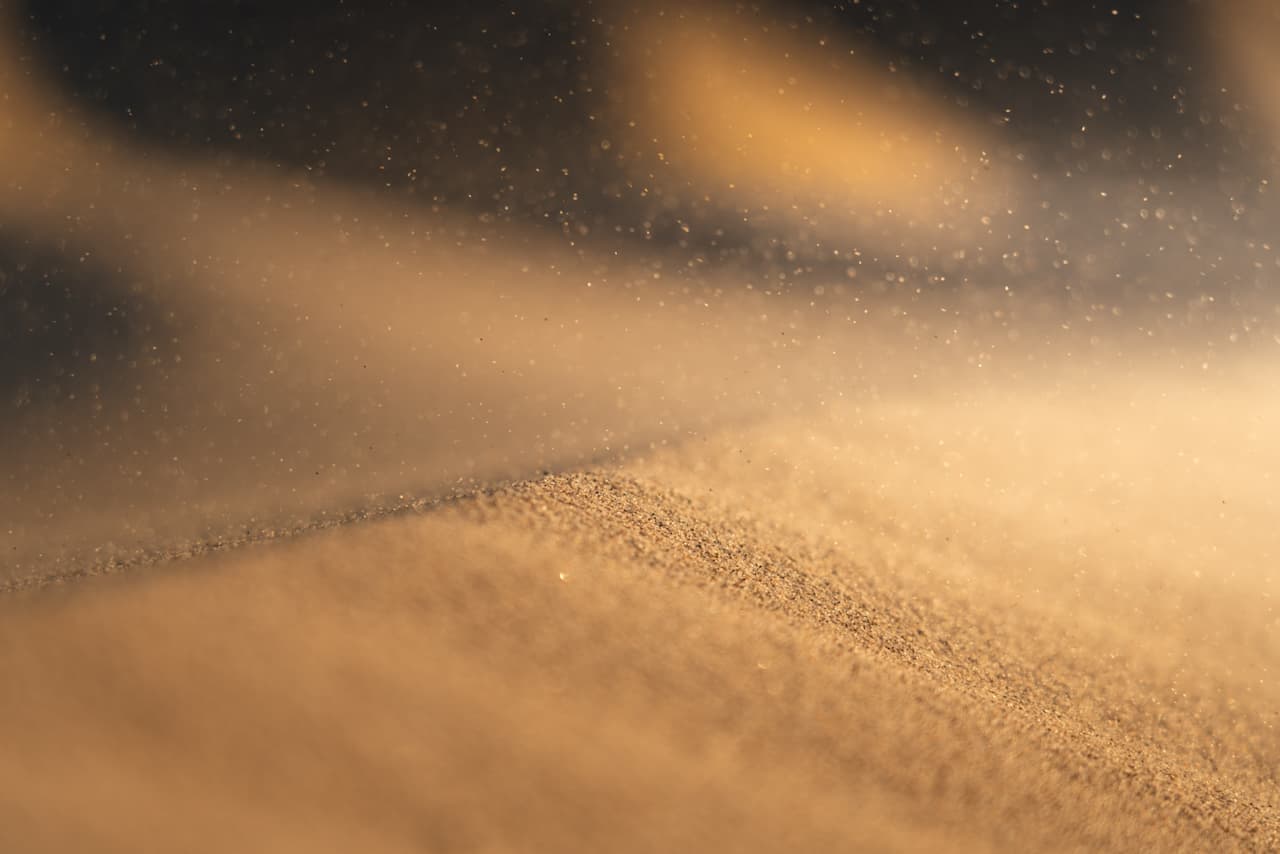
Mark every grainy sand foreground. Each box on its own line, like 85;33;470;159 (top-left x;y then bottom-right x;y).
3;384;1279;853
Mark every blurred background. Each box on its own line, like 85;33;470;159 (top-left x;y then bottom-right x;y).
14;0;1279;287
4;0;1280;582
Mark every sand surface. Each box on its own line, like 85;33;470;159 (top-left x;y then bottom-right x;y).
4;380;1280;852
5;3;1280;850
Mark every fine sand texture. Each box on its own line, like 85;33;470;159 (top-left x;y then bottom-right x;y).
5;4;1280;850
4;380;1279;853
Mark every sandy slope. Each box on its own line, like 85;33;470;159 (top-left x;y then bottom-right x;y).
4;383;1278;853
4;5;1280;850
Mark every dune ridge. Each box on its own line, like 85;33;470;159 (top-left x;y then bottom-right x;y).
5;3;1280;849
4;392;1279;852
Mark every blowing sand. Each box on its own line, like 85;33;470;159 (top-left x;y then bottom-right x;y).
4;378;1278;852
4;4;1280;850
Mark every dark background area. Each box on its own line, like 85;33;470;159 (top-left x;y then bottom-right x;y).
4;0;1276;401
16;0;1260;226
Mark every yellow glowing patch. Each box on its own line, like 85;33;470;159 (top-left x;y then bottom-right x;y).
614;8;1010;237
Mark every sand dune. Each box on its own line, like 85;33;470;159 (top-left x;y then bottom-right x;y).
5;2;1280;850
4;383;1280;851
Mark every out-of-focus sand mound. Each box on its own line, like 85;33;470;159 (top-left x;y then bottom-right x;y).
4;380;1278;853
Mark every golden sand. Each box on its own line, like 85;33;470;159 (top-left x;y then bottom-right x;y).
4;3;1280;850
4;378;1279;851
